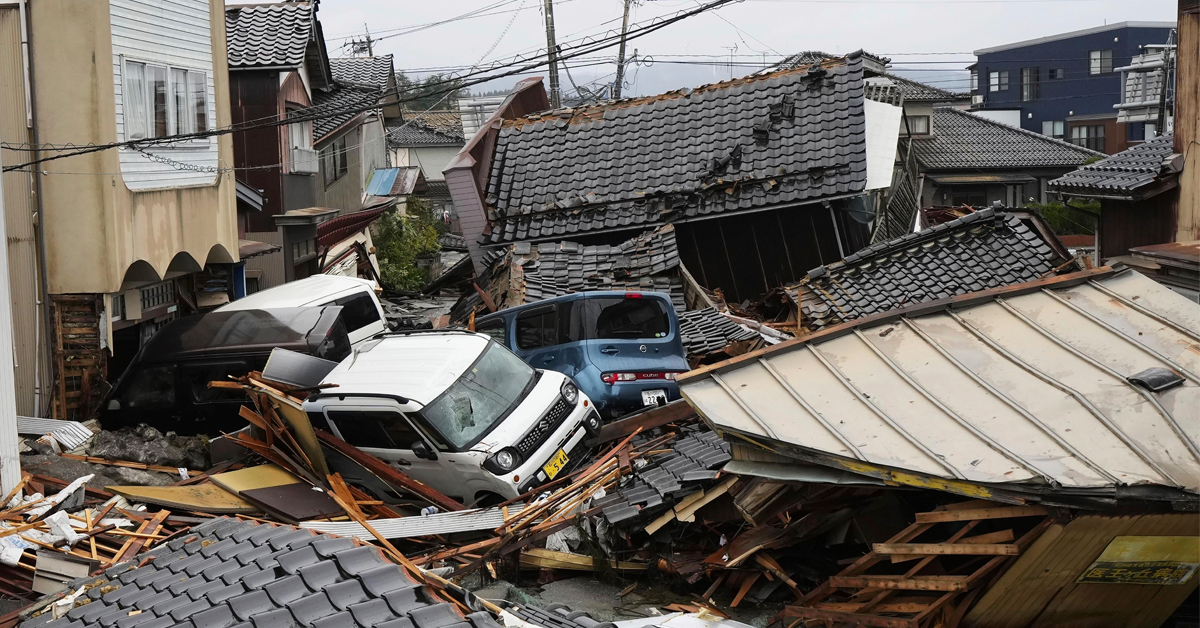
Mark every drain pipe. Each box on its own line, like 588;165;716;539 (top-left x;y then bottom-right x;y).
22;0;55;418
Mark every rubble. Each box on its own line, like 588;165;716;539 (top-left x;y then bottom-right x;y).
85;426;209;472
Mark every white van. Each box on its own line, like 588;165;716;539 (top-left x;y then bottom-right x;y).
303;330;602;505
219;275;387;346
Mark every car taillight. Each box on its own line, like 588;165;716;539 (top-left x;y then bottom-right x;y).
601;372;681;384
624;292;642;299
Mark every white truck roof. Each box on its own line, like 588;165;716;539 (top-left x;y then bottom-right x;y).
219;275;376;311
320;332;491;405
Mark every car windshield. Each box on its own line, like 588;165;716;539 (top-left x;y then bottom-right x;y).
419;342;536;448
569;297;670;340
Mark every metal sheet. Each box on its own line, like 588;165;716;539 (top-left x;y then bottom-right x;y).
680;269;1200;495
299;503;527;540
16;417;94;450
721;460;886;485
262;348;340;389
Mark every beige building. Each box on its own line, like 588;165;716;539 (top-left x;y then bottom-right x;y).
0;0;238;419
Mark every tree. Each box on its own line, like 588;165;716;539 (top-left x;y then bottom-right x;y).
396;72;465;110
371;197;441;291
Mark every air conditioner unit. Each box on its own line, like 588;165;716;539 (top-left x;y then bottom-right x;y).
291;147;319;174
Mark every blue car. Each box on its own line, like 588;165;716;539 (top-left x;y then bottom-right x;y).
475;291;689;419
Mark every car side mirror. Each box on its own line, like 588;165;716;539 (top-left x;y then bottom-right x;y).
107;399;121;411
412;440;437;460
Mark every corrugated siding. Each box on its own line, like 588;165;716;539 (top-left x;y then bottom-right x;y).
446;169;486;273
242;230;284;291
110;0;219;190
317;126;363;214
964;513;1199;628
0;9;49;417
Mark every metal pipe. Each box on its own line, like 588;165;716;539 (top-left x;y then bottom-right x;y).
805;344;965;479
1039;288;1199;383
998;297;1200;462
948;309;1183;488
851;328;1055;485
710;372;779;440
900;317;1120;485
756;357;864;460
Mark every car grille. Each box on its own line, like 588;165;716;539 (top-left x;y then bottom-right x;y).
516;395;572;456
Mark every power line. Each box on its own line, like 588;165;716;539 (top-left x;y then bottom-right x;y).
2;0;739;173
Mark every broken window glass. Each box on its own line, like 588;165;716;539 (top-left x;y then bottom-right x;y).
419;343;534;448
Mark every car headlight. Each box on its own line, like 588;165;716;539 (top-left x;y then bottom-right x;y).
583;410;602;434
561;381;579;405
483;447;523;475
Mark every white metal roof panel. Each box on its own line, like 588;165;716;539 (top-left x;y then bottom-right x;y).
320;333;491;405
679;268;1200;496
218;274;375;311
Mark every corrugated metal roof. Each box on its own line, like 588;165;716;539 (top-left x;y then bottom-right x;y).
299;504;526;540
679;267;1200;497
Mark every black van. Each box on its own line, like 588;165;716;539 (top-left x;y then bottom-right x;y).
99;307;352;434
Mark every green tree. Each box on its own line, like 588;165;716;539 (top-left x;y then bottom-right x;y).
371;198;441;291
1026;198;1101;236
396;72;464;110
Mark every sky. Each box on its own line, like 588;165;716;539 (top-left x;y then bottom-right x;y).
309;0;1179;99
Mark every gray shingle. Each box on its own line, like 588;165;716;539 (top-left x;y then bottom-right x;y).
330;56;394;90
312;84;384;144
677;308;758;356
1048;133;1176;197
912;108;1101;170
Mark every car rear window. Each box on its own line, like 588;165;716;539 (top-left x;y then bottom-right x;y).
573;297;670;340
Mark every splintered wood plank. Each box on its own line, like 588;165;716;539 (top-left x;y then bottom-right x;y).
873;543;1020;556
915;506;1048;523
958;529;1014;545
815;602;932;613
731;572;760;608
828;575;971;592
781;606;918;628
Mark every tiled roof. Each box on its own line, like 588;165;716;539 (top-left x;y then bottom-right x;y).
482;56;868;245
425;180;451;197
596;428;731;525
876;72;966;102
678;308;758;356
913;108;1101;170
18;516;500;628
780;50;891;70
388;111;465;147
1049;133;1176;198
507;225;684;309
313;83;383;143
318;206;388;248
330;56;394;89
226;3;314;68
789;208;1076;331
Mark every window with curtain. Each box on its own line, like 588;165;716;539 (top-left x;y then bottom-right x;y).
1021;67;1039;101
1089;50;1113;75
124;60;209;141
905;115;930;135
125;62;149;140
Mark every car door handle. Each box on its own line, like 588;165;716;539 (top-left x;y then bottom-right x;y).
600;347;619;355
393;459;412;467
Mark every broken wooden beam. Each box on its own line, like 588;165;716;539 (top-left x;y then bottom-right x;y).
314;429;464;512
828;575;971;592
872;543;1020;556
914;506;1048;523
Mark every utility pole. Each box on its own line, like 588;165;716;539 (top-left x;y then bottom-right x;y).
364;24;374;56
0;98;21;495
543;0;561;107
613;0;633;99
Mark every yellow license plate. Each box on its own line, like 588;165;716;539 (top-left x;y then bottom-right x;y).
543;449;569;480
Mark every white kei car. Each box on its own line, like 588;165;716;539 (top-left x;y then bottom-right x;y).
303;330;602;505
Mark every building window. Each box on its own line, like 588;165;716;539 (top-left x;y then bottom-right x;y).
1021;67;1040;101
321;134;349;187
970;70;978;92
1049;68;1065;80
1041;120;1065;140
140;280;175;312
1089;50;1113;75
905;115;930;135
989;70;1009;92
124;60;208;140
1070;124;1106;151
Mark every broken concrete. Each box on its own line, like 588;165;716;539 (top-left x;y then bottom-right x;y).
86;424;209;470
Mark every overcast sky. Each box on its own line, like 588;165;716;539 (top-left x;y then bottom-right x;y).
309;0;1179;97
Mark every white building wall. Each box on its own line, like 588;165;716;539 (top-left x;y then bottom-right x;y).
111;0;219;190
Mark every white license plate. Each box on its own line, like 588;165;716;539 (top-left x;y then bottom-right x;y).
642;389;668;406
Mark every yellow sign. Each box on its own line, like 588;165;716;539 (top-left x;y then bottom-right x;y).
1077;536;1200;585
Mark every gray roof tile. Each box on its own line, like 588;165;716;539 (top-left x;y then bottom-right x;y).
330;56;394;90
677;308;758;356
312;84;384;144
913;108;1101;170
790;208;1076;331
21;519;447;628
225;4;314;68
1048;132;1176;197
483;57;869;244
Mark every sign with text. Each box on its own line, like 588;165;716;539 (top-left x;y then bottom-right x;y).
1078;536;1199;585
